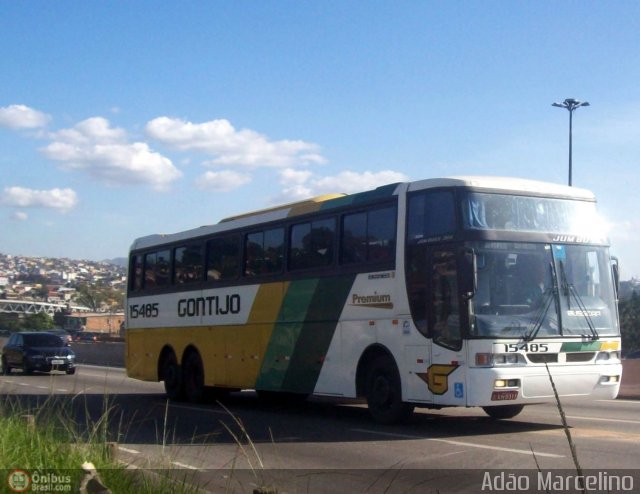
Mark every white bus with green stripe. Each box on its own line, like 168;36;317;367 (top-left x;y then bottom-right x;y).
126;176;621;423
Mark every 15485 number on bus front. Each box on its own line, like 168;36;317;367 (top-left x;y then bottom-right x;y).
503;343;549;353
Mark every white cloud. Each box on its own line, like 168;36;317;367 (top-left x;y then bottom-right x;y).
2;187;78;211
146;117;326;168
12;211;28;221
0;104;51;129
196;170;252;192
41;117;181;190
277;168;409;201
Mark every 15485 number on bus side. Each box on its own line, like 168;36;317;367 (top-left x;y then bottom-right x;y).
129;303;159;319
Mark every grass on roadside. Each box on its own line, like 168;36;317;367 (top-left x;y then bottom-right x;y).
0;394;203;494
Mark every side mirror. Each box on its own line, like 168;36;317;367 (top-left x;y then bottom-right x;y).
611;256;620;300
459;247;477;299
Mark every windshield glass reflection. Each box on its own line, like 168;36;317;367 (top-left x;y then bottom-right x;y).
470;242;618;338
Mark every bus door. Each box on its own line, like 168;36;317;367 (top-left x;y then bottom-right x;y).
427;247;467;406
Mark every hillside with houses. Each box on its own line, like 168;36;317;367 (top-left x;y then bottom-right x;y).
0;253;127;311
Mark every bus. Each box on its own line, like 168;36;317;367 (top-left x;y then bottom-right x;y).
125;176;621;424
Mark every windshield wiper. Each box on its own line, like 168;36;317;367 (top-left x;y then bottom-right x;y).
522;287;554;342
558;260;599;341
523;262;556;342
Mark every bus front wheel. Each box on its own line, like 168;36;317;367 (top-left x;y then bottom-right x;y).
365;355;414;424
161;352;184;401
183;351;205;404
482;404;525;419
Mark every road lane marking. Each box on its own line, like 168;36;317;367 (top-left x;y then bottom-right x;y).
167;403;230;415
118;446;141;455
428;438;564;457
351;429;564;458
565;415;640;425
171;461;199;470
597;399;640;405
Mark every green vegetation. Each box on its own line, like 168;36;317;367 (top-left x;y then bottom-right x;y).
73;285;124;313
620;291;640;354
0;396;202;493
0;312;55;332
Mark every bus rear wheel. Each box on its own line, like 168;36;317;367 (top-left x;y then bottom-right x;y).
482;404;525;419
183;351;205;404
161;352;184;401
365;355;414;424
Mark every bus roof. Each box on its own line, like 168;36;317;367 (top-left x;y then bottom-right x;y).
408;176;595;200
130;176;595;251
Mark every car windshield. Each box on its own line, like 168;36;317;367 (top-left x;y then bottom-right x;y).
470;242;619;338
22;334;64;347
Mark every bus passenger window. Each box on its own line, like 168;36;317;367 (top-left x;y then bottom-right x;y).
244;228;284;276
207;236;240;281
290;218;335;270
341;206;396;265
144;250;171;289
129;255;143;292
407;191;456;243
174;244;204;284
368;206;396;262
341;212;367;264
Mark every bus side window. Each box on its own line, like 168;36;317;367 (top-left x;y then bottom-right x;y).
290;218;336;270
207;236;240;281
129;254;143;292
144;252;157;289
143;250;171;289
408;190;456;241
340;206;396;265
174;244;204;284
341;212;367;264
430;249;462;350
244;228;284;277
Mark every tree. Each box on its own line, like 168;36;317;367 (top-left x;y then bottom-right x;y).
74;285;124;312
22;312;55;330
620;291;640;355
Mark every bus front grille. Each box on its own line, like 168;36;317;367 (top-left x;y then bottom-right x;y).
527;353;558;363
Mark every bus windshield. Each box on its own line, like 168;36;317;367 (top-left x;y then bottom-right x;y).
470;242;619;338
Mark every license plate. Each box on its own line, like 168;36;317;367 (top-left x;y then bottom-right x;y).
491;390;519;401
51;359;64;365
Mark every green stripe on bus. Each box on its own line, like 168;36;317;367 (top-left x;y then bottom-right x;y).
255;275;355;393
281;275;356;393
560;341;602;352
319;183;399;210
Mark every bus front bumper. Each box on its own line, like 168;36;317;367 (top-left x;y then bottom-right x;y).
465;363;622;407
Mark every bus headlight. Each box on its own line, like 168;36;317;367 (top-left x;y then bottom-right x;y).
596;351;621;363
495;379;521;388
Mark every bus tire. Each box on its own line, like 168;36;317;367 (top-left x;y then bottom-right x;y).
482;404;525;419
161;352;184;401
183;351;205;404
365;355;414;424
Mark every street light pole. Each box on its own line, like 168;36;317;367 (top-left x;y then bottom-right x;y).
552;98;590;186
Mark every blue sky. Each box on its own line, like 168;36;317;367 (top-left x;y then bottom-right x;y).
1;2;639;278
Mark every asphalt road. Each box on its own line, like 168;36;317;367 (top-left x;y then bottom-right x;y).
1;364;639;493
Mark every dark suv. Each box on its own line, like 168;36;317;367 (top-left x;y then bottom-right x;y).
1;332;76;375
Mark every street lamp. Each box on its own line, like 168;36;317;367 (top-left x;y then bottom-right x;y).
552;98;590;186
